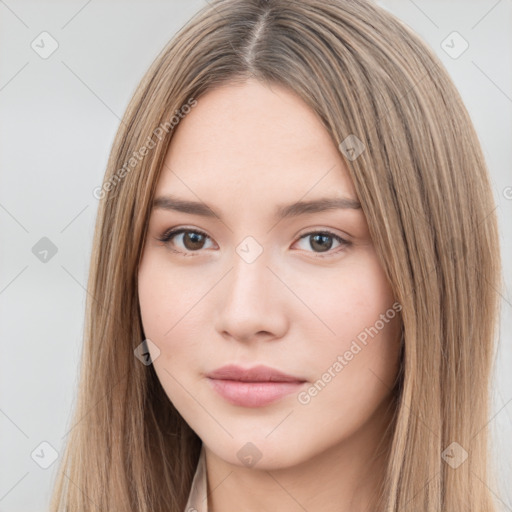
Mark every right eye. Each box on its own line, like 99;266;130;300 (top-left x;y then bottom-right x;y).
157;227;216;256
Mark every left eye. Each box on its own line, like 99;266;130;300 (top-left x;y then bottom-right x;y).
157;228;350;258
295;231;349;256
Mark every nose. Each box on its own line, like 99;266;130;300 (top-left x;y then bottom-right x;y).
214;246;289;344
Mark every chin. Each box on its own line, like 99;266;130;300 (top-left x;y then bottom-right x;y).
201;431;319;471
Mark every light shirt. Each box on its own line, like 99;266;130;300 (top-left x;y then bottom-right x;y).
184;444;208;512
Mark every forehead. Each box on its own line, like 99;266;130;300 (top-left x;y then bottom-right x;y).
157;79;357;207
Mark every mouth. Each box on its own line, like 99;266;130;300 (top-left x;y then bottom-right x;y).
206;364;307;407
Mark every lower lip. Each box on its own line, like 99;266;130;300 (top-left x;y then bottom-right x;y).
207;378;305;407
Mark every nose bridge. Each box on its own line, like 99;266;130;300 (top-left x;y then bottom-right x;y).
228;235;272;306
214;235;288;341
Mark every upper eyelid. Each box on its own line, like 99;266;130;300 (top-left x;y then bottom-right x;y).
160;226;349;239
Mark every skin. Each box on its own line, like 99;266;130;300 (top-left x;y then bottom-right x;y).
138;78;402;512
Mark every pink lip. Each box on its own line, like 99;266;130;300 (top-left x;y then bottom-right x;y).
206;364;307;407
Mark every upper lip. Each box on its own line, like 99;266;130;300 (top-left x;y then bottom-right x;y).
207;364;306;383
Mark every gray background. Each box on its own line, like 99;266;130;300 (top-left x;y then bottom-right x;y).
0;1;510;510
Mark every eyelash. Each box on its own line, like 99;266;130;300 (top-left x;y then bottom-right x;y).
156;227;351;259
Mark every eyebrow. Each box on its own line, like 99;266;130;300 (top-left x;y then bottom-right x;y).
152;194;361;220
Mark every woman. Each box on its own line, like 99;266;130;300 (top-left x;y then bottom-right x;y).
49;0;502;510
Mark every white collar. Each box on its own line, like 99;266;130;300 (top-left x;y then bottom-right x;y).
184;444;208;512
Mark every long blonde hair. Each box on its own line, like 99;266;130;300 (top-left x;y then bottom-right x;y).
49;0;502;510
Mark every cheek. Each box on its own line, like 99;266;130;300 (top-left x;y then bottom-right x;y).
138;251;194;337
137;256;203;416
295;284;400;444
302;252;397;349
137;252;207;373
298;251;401;400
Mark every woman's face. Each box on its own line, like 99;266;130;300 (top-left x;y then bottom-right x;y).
138;78;402;469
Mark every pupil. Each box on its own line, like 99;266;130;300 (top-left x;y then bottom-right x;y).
311;234;332;252
185;232;204;250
